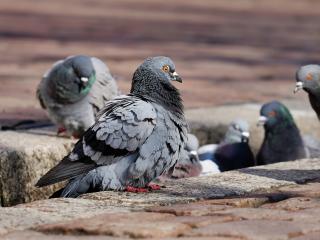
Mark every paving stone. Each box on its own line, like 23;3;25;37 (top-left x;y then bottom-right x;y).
277;181;320;198
2;230;118;240
186;219;320;240
290;231;320;240
36;212;192;238
261;197;320;211
147;201;232;216
0;198;130;235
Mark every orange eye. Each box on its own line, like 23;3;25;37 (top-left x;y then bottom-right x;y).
162;65;170;73
268;111;276;117
306;73;313;81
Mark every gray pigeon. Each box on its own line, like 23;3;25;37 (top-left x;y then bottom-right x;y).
295;64;320;119
198;119;255;172
257;101;307;165
37;55;118;137
36;56;187;197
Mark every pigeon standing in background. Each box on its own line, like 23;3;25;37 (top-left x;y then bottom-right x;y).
198;119;255;173
37;55;119;137
257;101;307;165
36;56;187;198
167;133;202;179
294;64;320;119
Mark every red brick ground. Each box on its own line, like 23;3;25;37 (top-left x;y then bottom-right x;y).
0;0;319;122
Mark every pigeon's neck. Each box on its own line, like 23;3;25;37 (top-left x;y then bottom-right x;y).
131;73;184;116
265;123;303;148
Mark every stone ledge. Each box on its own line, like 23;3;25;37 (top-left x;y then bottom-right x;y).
1;103;320;206
0;131;75;206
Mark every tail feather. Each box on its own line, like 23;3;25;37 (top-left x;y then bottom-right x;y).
36;157;96;187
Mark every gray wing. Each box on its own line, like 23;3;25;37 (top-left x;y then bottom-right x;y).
126;106;188;183
36;95;157;187
89;57;119;114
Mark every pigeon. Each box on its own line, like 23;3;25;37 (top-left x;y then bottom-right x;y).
295;64;320;119
257;100;307;165
36;56;188;197
165;133;202;179
303;135;320;158
37;55;119;137
198;119;255;172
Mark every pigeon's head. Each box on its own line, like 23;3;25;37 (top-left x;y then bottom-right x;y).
131;56;182;92
294;65;320;95
131;56;183;114
47;55;96;103
224;119;250;144
257;101;294;130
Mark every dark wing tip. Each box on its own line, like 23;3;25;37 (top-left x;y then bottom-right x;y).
35;157;96;188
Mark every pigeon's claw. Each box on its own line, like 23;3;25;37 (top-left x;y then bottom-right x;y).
125;186;149;193
57;127;67;135
148;183;162;190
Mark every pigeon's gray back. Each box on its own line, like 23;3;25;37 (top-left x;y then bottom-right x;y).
89;57;118;114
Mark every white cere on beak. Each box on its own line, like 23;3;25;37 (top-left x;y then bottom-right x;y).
294;81;303;94
257;116;268;126
241;131;250;138
189;150;198;156
81;77;89;82
172;72;179;77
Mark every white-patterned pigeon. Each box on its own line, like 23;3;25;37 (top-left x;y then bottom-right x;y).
257;101;307;165
36;56;187;197
37;55;118;137
295;64;320;120
198;119;255;172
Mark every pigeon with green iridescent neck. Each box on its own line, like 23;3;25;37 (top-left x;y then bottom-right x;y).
295;64;320;120
36;56;187;198
257;101;307;165
37;55;118;137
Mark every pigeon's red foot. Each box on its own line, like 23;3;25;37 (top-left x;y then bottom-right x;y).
125;186;148;193
148;183;161;190
72;133;81;139
57;127;67;135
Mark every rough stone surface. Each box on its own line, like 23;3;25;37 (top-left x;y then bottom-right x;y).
36;212;192;238
0;198;131;235
0;159;320;239
0;131;75;206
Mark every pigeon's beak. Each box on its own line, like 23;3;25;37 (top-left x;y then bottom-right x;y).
241;131;250;142
294;81;303;94
189;150;199;163
81;77;89;83
257;116;268;126
172;72;182;83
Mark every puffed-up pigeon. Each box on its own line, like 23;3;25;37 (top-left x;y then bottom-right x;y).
257;100;307;165
37;55;118;137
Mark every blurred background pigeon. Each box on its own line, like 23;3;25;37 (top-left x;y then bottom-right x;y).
37;55;119;138
257;100;307;165
295;65;320;120
36;56;187;197
198;119;255;173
